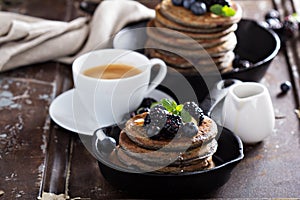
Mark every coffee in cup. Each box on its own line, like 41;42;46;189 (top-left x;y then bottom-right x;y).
72;49;167;127
83;64;142;79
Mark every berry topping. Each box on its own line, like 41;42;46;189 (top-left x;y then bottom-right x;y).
172;0;235;17
146;125;161;138
172;0;183;6
190;2;207;15
149;105;168;128
183;102;204;124
181;122;199;137
136;98;206;140
183;0;196;9
163;114;182;137
280;81;292;93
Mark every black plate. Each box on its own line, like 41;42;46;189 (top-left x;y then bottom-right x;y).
92;125;244;196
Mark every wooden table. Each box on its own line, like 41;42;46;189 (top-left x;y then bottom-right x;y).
1;0;300;199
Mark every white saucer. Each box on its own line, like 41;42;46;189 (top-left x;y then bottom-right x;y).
49;89;173;136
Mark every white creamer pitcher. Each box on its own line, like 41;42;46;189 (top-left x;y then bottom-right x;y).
222;82;275;143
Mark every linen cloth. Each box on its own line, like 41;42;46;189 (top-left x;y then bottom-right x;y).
0;0;155;72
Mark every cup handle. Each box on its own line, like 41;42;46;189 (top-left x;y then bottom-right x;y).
145;58;167;95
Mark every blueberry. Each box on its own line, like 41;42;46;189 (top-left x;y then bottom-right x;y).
266;18;283;30
190;2;207;15
181;122;198;137
280;81;292;93
146;126;161;138
183;0;195;9
232;56;253;69
265;10;280;21
172;0;183;6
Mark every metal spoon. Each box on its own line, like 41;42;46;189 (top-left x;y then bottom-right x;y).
94;127;116;155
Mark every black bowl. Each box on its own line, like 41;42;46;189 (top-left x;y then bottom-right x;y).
222;19;281;81
113;19;280;102
92;125;244;196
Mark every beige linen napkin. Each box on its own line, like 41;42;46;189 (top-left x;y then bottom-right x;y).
0;0;155;72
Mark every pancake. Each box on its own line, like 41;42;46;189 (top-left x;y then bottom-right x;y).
123;115;218;151
145;48;223;71
159;0;242;28
145;35;237;58
116;147;214;173
155;10;235;33
119;130;218;164
147;22;236;49
152;19;238;40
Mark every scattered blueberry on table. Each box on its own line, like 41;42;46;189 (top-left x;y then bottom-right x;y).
264;10;299;42
280;81;292;93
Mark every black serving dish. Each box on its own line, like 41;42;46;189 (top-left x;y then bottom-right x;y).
113;19;280;102
92;125;244;196
222;19;281;81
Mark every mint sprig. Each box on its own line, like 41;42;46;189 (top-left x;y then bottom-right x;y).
210;4;236;17
151;99;192;123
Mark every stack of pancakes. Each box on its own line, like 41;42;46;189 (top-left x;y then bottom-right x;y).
116;114;218;173
145;0;242;74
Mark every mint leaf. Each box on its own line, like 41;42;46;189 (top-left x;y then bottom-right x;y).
210;4;236;17
181;108;192;123
161;99;175;113
222;5;236;17
210;4;223;15
176;104;183;112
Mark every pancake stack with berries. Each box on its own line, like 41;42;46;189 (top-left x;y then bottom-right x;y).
145;0;242;74
115;99;218;173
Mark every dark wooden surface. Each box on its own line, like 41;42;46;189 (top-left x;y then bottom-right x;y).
1;0;300;199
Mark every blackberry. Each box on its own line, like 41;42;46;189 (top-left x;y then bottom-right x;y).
161;114;182;138
149;105;168;128
181;122;198;137
183;102;204;124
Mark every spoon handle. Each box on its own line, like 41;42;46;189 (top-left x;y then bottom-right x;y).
200;79;242;117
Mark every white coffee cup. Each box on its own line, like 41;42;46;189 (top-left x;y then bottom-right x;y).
72;49;167;127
